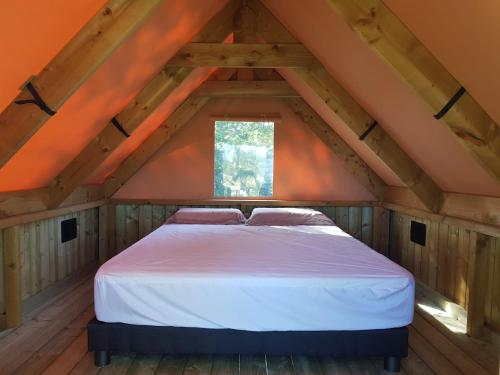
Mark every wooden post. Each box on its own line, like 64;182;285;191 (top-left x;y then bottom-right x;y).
234;1;257;80
3;226;22;328
107;204;117;258
372;206;390;256
98;206;109;264
466;232;491;337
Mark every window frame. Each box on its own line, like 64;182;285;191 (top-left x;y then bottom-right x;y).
212;116;279;199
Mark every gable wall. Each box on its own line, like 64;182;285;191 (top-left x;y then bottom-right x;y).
113;98;375;201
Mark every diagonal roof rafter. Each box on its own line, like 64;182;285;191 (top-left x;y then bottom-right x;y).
19;0;455;213
326;0;500;181
46;0;241;208
0;0;163;169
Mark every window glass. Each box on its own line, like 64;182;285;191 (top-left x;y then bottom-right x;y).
214;120;274;197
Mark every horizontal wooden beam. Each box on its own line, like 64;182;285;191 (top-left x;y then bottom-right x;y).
167;43;316;68
104;96;210;197
385;186;500;227
287;98;386;200
46;66;193;208
0;0;162;169
109;198;377;207
193;80;299;97
46;1;239;208
383;202;500;238
327;0;500;180
0;185;104;220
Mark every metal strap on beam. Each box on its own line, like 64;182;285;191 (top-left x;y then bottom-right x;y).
434;86;466;120
359;120;378;141
111;117;130;138
15;82;56;116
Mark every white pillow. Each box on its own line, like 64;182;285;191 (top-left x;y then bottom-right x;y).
166;208;246;225
246;207;334;226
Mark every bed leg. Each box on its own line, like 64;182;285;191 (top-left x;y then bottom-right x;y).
95;350;111;367
384;356;401;372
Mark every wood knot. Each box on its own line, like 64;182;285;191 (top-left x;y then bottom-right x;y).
103;7;112;16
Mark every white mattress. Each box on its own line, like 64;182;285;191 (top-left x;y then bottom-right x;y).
95;224;414;331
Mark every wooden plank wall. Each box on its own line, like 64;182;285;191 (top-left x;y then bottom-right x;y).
110;204;374;255
0;208;99;316
389;211;500;333
0;229;3;318
485;236;500;333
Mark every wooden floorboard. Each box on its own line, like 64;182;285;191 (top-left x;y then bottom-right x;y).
0;275;498;375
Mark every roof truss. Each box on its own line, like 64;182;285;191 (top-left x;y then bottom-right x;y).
167;43;315;68
327;0;500;180
247;0;444;212
104;96;210;197
0;0;469;213
46;0;240;208
192;80;299;98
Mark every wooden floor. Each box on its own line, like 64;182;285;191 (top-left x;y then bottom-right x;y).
0;275;498;375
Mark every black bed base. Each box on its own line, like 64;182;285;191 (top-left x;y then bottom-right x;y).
88;319;408;372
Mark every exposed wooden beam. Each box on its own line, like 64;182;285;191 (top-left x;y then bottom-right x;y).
47;1;239;208
110;198;376;207
0;0;162;169
372;206;390;256
250;0;444;212
0;185;104;220
247;0;296;43
383;202;500;239
208;68;237;81
295;67;444;212
3;226;22;328
193;80;298;97
98;205;112;264
0;200;105;230
466;233;491;337
104;96;210;197
253;69;284;81
385;186;500;228
327;0;500;180
167;43;315;68
287;98;386;201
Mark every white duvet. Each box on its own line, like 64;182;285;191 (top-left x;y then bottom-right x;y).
95;224;414;331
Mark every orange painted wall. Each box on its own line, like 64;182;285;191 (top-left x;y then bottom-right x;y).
114;98;374;201
0;0;226;192
0;0;106;113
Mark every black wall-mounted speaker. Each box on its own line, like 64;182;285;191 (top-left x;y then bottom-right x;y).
410;220;426;246
61;218;77;243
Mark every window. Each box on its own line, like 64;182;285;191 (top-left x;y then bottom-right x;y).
214;120;274;197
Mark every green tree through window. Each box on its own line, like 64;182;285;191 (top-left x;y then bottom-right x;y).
214;121;274;197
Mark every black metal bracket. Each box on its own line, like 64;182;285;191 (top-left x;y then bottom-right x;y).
359;120;378;141
111;117;130;138
434;86;466;120
15;81;56;116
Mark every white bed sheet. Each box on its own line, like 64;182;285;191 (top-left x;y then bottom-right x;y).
95;224;414;331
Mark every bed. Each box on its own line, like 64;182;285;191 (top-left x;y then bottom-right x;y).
88;212;414;372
